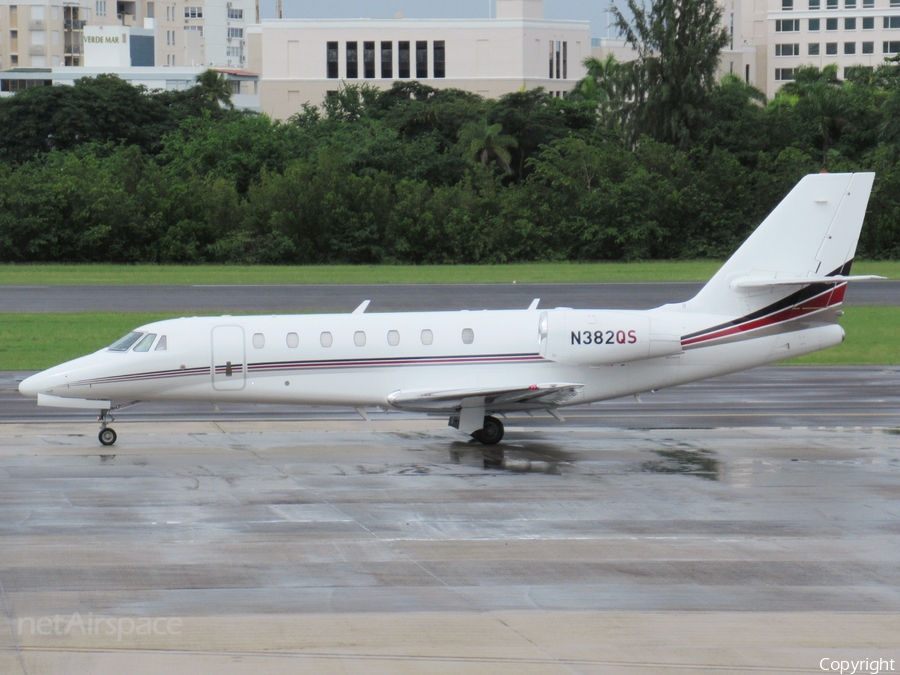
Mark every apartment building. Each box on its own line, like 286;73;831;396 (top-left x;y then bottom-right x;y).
0;0;92;70
0;0;256;70
144;0;256;68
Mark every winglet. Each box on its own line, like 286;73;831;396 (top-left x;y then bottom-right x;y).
352;300;371;314
528;299;540;310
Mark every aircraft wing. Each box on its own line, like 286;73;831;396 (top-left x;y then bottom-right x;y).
387;383;584;413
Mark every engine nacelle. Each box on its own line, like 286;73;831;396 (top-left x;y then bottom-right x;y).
541;309;683;366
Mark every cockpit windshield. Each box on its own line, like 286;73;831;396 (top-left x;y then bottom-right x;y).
132;333;158;352
107;332;144;352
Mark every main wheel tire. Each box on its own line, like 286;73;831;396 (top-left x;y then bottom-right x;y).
472;416;504;445
99;428;117;446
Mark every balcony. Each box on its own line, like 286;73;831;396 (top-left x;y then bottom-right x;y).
29;45;46;56
29;19;46;30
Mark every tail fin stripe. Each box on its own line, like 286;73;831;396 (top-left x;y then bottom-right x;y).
682;283;844;347
682;263;846;343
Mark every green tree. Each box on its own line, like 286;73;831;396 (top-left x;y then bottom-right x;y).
159;111;309;194
488;89;591;181
699;74;769;165
0;75;177;163
876;55;900;148
612;0;730;148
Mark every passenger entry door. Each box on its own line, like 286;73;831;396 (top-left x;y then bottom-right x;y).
211;325;246;391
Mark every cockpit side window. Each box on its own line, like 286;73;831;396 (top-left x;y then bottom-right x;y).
108;332;143;352
155;335;168;351
133;333;158;352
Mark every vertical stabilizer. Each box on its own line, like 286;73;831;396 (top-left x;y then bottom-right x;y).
682;172;875;318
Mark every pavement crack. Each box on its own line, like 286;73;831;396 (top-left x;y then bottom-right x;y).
0;571;29;675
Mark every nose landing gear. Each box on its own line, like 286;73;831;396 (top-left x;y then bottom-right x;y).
98;410;117;446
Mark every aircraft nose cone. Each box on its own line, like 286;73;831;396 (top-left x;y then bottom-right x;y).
19;372;49;397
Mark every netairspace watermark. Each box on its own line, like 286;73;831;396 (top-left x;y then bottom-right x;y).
820;658;897;675
18;613;182;642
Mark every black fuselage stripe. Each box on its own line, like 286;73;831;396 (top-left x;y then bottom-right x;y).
682;262;849;341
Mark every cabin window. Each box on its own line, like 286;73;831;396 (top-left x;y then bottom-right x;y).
354;331;366;347
421;329;433;345
252;333;265;349
108;332;143;351
461;328;474;344
286;332;299;348
155;335;167;351
320;331;333;347
387;330;400;346
133;333;157;352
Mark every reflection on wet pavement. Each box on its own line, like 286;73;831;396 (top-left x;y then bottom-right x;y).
447;441;579;473
640;445;721;481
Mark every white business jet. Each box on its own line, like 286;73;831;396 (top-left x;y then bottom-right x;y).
19;172;881;446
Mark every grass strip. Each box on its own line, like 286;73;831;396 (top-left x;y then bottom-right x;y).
1;307;896;371
0;260;892;286
0;261;726;285
782;306;900;365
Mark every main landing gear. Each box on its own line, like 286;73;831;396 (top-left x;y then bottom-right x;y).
472;415;504;445
98;410;117;446
448;414;502;445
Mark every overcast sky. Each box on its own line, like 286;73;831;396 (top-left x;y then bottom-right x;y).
258;1;621;39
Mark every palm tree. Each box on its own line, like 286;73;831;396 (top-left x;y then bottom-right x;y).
457;119;518;175
876;55;900;145
569;54;622;105
195;69;234;109
779;65;847;167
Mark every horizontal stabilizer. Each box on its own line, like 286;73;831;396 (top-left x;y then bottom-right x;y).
38;393;110;410
730;275;885;290
388;383;583;413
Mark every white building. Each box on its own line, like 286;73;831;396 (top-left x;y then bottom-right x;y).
594;0;900;99
248;0;590;120
759;0;900;95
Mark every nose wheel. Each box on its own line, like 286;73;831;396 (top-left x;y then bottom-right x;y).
98;410;117;446
99;427;117;446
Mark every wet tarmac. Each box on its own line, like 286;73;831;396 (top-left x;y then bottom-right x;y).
1;415;899;674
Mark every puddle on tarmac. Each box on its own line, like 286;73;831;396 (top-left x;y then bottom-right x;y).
640;446;720;481
447;442;577;474
399;433;720;478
